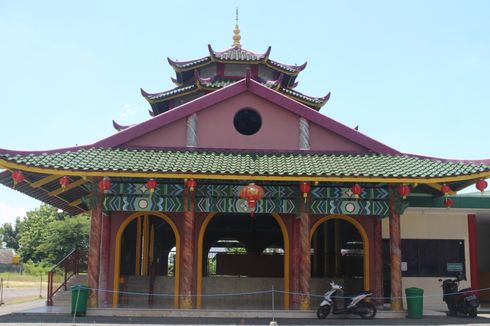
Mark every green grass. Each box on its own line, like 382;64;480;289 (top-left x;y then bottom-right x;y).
0;272;46;283
0;272;63;288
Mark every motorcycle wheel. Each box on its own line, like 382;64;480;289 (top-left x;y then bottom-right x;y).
317;305;331;319
468;306;477;318
358;301;377;319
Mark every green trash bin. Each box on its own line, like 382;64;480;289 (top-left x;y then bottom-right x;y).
71;284;89;316
405;287;424;319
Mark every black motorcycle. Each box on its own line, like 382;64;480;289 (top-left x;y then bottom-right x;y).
439;274;479;318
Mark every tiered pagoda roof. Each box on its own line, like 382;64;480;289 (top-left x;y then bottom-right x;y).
141;37;329;116
1;24;489;216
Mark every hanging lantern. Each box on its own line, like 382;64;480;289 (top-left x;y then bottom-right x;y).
98;177;112;194
186;178;197;192
146;178;158;195
11;170;25;186
299;182;311;202
476;179;488;195
351;183;362;199
59;176;70;191
398;184;411;199
440;184;451;196
239;183;265;217
443;197;453;209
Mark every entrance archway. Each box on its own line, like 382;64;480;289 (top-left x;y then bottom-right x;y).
113;212;180;307
310;215;369;295
197;213;289;309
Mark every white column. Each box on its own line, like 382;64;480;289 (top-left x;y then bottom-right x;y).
299;117;310;150
186;113;198;147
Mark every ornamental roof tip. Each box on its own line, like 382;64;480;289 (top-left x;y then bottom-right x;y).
167;56;210;70
267;60;307;73
143;84;197;101
112;120;133;132
280;88;330;107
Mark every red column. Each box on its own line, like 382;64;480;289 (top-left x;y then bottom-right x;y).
290;217;300;309
99;212;111;305
88;206;103;307
389;187;403;311
374;218;384;306
298;209;311;310
467;214;479;292
180;188;195;308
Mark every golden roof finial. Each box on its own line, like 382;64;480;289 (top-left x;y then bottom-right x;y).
232;7;241;48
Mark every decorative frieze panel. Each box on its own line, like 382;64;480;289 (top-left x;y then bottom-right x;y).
97;183;390;216
107;183;388;200
101;194;389;216
103;195;183;212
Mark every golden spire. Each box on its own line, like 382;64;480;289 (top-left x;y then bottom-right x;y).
232;7;241;48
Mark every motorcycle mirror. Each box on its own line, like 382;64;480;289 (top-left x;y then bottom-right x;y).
438;279;442;282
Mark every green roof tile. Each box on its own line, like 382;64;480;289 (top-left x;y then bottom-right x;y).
1;148;489;180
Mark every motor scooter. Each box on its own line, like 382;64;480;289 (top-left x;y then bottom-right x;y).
317;281;376;319
439;274;479;318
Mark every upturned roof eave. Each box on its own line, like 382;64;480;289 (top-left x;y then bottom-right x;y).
1;149;490;185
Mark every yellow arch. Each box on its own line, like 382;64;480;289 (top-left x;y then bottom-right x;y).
196;212;290;309
112;212;181;308
310;214;370;291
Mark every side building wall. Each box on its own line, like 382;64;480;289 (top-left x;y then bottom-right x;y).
382;209;471;310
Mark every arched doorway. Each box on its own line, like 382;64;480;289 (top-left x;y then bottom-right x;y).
113;212;180;307
197;213;289;309
310;215;369;295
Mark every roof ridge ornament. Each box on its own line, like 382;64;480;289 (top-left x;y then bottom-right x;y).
232;7;241;48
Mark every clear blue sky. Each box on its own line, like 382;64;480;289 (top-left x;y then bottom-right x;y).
0;0;489;224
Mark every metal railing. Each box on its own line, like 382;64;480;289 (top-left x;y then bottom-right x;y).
47;249;87;306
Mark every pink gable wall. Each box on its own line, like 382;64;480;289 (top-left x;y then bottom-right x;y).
310;122;366;152
124;91;368;152
126;118;187;148
197;93;299;150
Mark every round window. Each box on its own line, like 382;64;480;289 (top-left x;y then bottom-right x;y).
233;108;262;135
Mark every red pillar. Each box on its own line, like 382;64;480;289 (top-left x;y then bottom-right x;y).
467;214;479;292
290;217;300;309
374;218;384;306
180;188;195;308
389;187;403;311
88;206;103;307
99;212;111;305
298;208;311;310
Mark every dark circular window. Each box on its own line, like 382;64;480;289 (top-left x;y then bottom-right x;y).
233;108;262;135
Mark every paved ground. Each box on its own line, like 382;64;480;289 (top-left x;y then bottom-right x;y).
0;291;489;325
0;313;489;325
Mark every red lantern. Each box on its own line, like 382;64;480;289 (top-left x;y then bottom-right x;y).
98;177;112;194
146;178;158;195
398;184;411;199
476;179;488;195
440;184;451;196
443;198;453;209
59;176;70;191
11;170;25;186
186;178;197;192
239;183;265;217
299;182;311;201
351;183;362;199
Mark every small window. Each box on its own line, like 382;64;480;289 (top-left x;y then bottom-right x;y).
233;108;262;135
383;239;465;277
